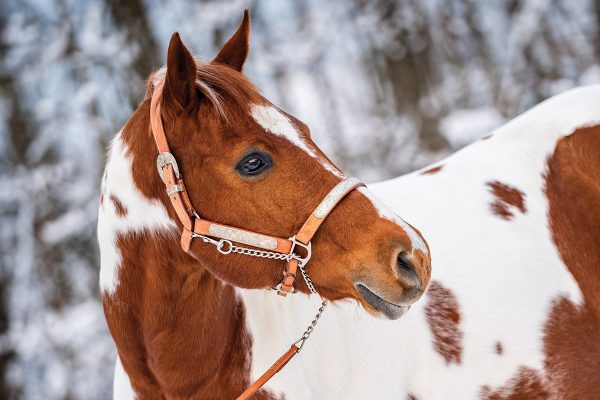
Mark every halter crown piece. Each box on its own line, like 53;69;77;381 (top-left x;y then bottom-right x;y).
150;81;363;399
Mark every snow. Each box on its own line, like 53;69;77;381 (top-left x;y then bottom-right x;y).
439;108;505;149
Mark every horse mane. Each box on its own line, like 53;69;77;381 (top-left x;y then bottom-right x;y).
145;59;264;125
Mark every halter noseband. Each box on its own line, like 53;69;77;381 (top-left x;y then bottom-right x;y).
150;81;363;398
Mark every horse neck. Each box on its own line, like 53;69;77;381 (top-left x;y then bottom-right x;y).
104;233;255;398
99;112;268;398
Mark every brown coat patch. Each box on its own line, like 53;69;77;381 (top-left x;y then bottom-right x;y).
425;281;463;364
421;165;443;175
109;194;128;217
495;342;503;355
487;181;526;220
543;297;600;400
544;124;600;399
407;394;418;400
104;232;278;400
480;367;548;400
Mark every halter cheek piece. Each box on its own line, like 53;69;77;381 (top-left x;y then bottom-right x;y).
150;81;363;399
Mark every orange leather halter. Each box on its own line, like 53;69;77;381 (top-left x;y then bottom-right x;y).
150;81;363;398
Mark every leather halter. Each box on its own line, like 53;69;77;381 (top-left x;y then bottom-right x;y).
150;80;363;398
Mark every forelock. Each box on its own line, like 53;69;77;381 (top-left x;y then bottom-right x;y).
146;59;264;125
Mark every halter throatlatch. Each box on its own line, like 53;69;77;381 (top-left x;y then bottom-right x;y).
150;80;363;399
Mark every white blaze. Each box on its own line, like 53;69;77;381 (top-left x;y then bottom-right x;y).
358;187;428;254
250;104;345;178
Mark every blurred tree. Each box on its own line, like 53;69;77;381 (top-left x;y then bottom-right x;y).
0;6;24;397
105;0;160;104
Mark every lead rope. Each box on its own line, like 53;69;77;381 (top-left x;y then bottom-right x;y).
235;261;327;400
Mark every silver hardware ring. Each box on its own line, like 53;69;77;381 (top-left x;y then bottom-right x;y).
217;239;233;255
289;236;312;266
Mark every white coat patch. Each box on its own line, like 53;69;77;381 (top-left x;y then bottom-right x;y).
250;104;344;178
358;186;428;254
113;357;136;400
97;132;176;294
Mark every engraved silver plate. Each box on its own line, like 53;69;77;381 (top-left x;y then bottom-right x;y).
314;177;362;219
166;183;184;196
208;224;278;251
156;152;180;183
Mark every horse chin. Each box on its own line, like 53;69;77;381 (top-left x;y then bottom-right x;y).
355;283;411;320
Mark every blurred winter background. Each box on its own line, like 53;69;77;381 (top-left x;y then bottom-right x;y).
1;0;600;398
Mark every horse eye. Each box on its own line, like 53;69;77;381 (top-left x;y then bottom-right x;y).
236;152;271;176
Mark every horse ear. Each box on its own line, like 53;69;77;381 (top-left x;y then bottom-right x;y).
213;10;250;72
164;32;197;112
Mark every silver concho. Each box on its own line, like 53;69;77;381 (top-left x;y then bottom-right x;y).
156;152;180;183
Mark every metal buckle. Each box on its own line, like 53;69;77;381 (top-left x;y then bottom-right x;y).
289;236;312;266
166;183;184;196
156;152;180;184
293;335;309;352
272;282;297;295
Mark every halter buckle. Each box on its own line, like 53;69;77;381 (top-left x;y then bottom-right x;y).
289;236;312;266
156;152;180;184
273;282;297;295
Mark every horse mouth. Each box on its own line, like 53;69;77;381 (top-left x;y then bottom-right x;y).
356;283;410;320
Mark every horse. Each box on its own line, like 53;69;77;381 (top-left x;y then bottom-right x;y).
99;11;600;400
98;11;431;400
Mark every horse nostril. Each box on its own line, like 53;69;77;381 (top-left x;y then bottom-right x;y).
396;251;420;288
396;251;412;272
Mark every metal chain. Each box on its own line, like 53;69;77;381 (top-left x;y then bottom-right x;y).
293;299;328;352
193;231;327;353
298;264;317;294
230;245;293;260
193;233;295;261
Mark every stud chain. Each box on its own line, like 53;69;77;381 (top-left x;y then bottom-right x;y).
192;231;327;353
193;233;296;261
293;299;328;352
298;264;317;295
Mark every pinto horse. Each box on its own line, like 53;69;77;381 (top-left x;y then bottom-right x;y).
99;11;430;400
100;12;600;400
